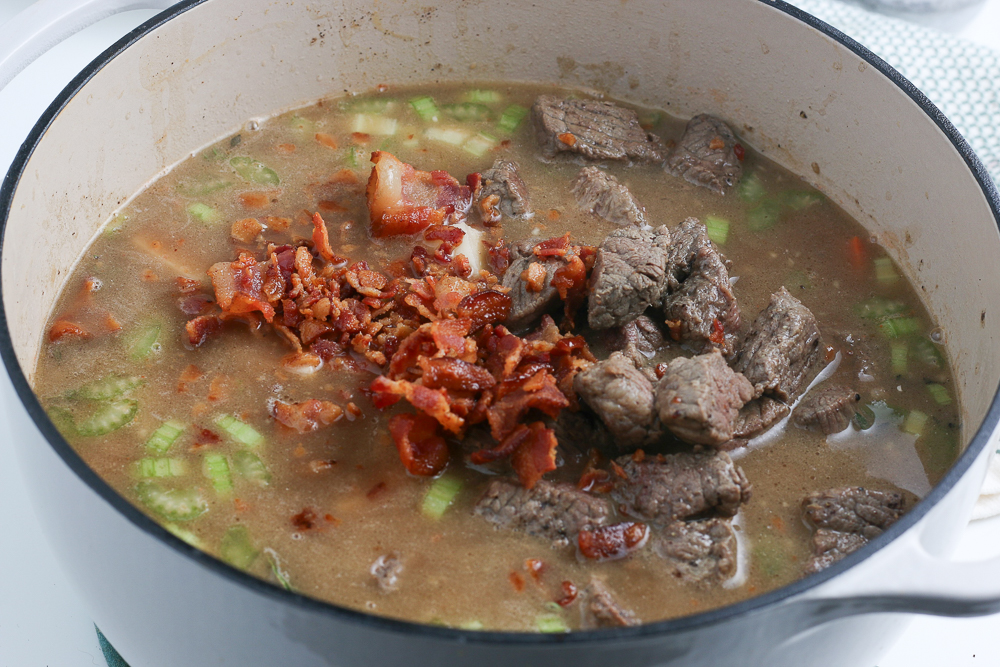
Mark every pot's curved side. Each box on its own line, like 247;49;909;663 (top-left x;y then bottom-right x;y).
2;0;999;666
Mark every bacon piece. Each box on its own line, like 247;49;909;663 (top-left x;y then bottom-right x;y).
370;376;465;433
185;315;223;347
486;370;569;441
556;580;579;607
388;412;449;476
273;399;344;433
578;522;649;561
291;507;322;531
177;364;204;393
366;151;472;237
418;357;496;392
208;252;276;322
487;240;511;275
424;224;465;245
469;421;531;464
48;320;90;342
231;218;263;243
520;262;546;293
176;277;202;294
511;422;559;489
551;254;587;300
533;233;571;258
387;318;475;379
457;290;512;332
485;327;526;380
579;449;614;493
311;213;348;265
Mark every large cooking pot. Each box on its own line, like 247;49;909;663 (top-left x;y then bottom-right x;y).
2;1;1000;665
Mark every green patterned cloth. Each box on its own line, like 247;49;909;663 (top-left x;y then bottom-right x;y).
793;0;1000;186
97;627;131;667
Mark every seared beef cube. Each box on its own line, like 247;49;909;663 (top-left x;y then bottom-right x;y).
654;349;754;446
731;287;821;401
588;226;672;330
572;166;647;227
574;352;661;452
611;451;752;526
666;114;743;195
792;385;861;434
660;218;740;354
580;577;639;629
654;518;738;584
805;529;869;574
370;553;403;592
502;240;562;331
474;478;611;547
532;95;665;163
802;487;904;539
606;314;664;368
476;159;532;221
728;397;791;446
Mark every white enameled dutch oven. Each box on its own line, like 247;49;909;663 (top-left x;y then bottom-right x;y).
2;1;1000;665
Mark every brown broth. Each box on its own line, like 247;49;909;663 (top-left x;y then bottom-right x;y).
33;82;960;631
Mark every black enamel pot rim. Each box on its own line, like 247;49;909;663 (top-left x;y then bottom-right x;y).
2;0;999;648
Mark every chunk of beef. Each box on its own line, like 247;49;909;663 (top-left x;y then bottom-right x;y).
606;314;664;369
731;287;822;401
805;529;869;574
802;487;905;573
475;159;532;222
793;385;861;434
502;240;562;331
574;352;661;452
580;577;640;629
611;451;752;525
588;226;672;330
660;218;740;354
532;95;665;163
722;397;791;449
654;349;754;446
654;518;737;584
550;408;613;457
666;114;743;195
474;478;611;547
572;166;647;227
370;553;403;592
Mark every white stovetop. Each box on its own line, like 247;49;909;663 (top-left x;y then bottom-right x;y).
2;2;1000;665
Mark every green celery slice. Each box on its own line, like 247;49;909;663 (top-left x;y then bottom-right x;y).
76;399;138;437
129;322;162;360
746;199;782;231
442;102;492;122
233;450;271;485
341;97;394;114
164;523;203;548
137;457;187;478
705;215;730;245
854;297;907;321
351;114;398;136
220;525;259;569
903;409;929;437
186;202;221;224
497;104;529;133
215;414;264;448
878;316;920;339
463;90;502;104
458;620;485;630
890;342;908;376
913;337;945;368
203;453;234;495
874;257;900;284
47;406;77;437
145;419;186;454
264;548;294;591
778;189;824;210
462;132;498;157
287;115;316;139
737;172;766;202
137;481;207;522
422;475;462;519
425;126;469;146
927;383;952;406
68;375;143;401
409;96;439;122
230;156;280;185
535;613;568;633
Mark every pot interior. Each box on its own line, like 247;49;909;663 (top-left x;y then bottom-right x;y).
3;0;999;480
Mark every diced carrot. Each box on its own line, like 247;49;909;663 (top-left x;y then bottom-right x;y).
557;132;576;146
48;320;90;342
103;313;122;333
275;143;296;153
848;235;866;270
315;133;339;149
239;191;271;209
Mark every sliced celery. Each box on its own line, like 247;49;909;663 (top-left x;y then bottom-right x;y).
164;523;203;548
854;296;907;321
422;475;462;519
76;399;138;437
351;114;398;135
903;409;929;437
345;146;366;168
705;215;730;245
287;115;316;138
442;102;492;122
177;178;233;197
129;322;162;360
264;548;294;591
47;406;76;437
890;341;908;376
458;620;485;630
778;190;824;210
463;132;498;157
103;213;128;237
68;375;143;401
463;90;502;104
745;199;782;231
409;96;439;122
913;337;944;368
878;317;920;339
230;156;280;185
145;419;186;454
425;126;469;146
215;414;264;448
874;257;900;284
203;453;233;495
220;525;258;569
536;613;568;633
137;457;187;478
342;97;394;114
233;450;271;485
187;202;221;224
497;104;529;133
137;481;207;522
737;172;766;203
927;383;952;406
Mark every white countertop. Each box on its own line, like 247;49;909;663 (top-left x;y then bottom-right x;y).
1;1;999;665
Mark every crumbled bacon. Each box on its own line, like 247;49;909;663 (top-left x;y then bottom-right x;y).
578;522;649;561
209;252;276;322
510;422;558;489
424;224;465;245
521;262;547;293
176;277;202;294
231;218;263;243
533;233;571;258
487;240;511;275
456;290;512;332
578;449;614;493
388;319;475;380
486;370;569;441
311;213;348;266
388;412;449;476
418;357;496;392
272;399;343;432
185;315;223;347
370;376;465;433
291;507;323;531
556;580;578;607
366;151;472;237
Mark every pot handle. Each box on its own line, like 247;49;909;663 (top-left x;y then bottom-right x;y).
0;0;178;91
